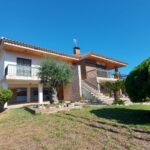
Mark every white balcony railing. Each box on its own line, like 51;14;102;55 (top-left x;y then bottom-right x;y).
5;64;39;80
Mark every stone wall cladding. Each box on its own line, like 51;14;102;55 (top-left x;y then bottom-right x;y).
85;65;98;88
71;65;80;100
86;66;97;79
63;65;81;101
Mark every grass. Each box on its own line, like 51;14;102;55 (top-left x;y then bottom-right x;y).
90;105;150;130
0;104;149;150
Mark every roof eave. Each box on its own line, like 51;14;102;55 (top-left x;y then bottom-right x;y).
3;42;79;62
78;53;128;68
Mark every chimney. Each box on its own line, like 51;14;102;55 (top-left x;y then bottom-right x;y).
73;47;80;55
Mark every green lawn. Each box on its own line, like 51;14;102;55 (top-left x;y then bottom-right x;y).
0;104;149;150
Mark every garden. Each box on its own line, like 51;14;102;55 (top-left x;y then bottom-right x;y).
0;105;149;150
0;58;150;149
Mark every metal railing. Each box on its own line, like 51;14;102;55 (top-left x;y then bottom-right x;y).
119;74;127;79
97;69;114;78
5;64;39;77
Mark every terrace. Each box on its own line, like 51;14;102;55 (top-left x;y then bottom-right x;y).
5;64;40;81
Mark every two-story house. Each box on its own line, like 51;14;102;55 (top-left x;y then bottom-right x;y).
0;37;128;107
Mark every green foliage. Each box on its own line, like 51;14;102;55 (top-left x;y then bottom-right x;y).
59;100;64;104
80;95;86;101
102;80;125;100
125;57;150;102
38;58;73;103
38;58;73;88
0;87;13;111
104;80;125;91
112;99;126;105
90;97;97;103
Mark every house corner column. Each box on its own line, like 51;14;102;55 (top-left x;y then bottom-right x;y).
38;83;43;104
78;65;82;97
97;79;101;93
27;86;31;102
114;68;119;79
120;89;122;96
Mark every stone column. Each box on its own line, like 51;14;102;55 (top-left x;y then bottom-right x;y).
120;89;122;96
97;78;101;93
114;68;120;79
98;83;101;93
27;86;31;102
38;83;43;104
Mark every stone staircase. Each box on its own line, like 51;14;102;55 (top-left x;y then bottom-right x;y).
82;80;114;105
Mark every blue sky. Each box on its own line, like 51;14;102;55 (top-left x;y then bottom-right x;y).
0;0;150;74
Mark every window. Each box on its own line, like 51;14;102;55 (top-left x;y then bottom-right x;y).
16;88;27;102
31;88;50;101
31;88;38;101
17;58;32;76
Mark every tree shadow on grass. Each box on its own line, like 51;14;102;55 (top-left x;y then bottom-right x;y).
90;107;150;126
55;112;150;141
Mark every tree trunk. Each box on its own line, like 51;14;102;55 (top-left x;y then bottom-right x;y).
52;87;59;104
114;90;120;100
49;87;59;104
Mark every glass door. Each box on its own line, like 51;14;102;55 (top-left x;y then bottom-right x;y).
17;58;32;76
16;88;27;102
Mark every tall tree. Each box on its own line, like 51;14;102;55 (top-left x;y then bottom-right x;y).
38;58;73;104
125;57;150;102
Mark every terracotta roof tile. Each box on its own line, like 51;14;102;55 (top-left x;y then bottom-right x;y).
0;37;128;65
1;37;76;59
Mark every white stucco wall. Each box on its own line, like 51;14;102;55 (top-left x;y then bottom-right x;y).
4;51;42;69
0;46;44;82
0;48;5;81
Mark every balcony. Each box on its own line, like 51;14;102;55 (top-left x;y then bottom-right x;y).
97;69;127;82
97;69;114;78
97;69;118;82
5;65;40;81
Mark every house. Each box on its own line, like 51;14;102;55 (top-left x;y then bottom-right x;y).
0;37;128;107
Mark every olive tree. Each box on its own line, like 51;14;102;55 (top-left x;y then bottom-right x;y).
38;58;73;104
125;57;150;102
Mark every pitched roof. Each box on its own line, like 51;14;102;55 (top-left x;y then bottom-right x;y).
1;37;76;59
77;52;128;65
0;37;128;66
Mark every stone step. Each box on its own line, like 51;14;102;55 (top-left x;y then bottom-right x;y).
82;80;114;105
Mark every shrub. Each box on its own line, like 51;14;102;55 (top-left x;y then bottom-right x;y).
90;97;97;103
59;100;64;104
125;57;150;102
112;99;126;105
0;87;13;112
80;95;86;101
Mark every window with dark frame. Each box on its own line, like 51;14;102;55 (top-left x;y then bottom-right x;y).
16;58;32;76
